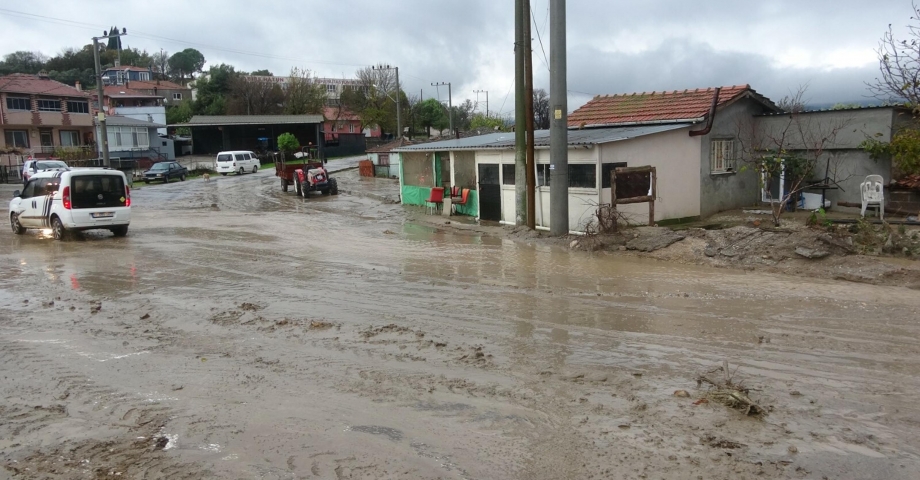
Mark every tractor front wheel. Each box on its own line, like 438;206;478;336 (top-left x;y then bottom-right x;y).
329;177;339;195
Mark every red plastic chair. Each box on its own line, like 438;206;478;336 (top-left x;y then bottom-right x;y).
451;188;470;214
426;187;444;215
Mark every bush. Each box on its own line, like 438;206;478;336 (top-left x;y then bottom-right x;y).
277;133;300;155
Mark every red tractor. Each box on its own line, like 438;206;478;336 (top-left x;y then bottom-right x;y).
275;151;338;198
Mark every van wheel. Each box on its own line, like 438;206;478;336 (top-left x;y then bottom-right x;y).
239;167;245;175
10;213;25;235
252;165;259;174
111;225;128;237
51;216;68;241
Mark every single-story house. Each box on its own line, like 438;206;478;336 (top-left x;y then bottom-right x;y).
95;115;174;165
394;85;908;231
367;139;418;178
170;115;324;155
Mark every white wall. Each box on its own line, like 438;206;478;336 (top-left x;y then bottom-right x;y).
114;106;167;135
599;126;702;223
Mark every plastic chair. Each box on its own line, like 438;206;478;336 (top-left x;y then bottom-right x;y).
449;185;461;199
860;174;884;220
451;188;470;214
426;187;444;215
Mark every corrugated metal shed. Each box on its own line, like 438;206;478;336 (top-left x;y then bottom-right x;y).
393;124;692;152
172;115;324;127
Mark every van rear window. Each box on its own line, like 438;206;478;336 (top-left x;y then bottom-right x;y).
217;154;232;162
71;175;126;209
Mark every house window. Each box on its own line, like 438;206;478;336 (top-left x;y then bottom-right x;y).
173;93;182;100
60;130;80;146
108;127;149;150
6;97;31;111
502;164;515;185
569;164;597;188
326;84;337;93
711;139;735;173
67;100;89;114
139;72;150;81
4;130;30;148
37;99;61;112
349;124;355;133
601;162;628;188
331;124;337;132
536;164;550;186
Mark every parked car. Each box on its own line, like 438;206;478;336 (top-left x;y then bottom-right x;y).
143;161;187;183
215;151;260;176
21;159;69;185
9;169;131;240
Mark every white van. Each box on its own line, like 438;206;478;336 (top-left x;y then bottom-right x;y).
10;169;131;240
215;151;261;176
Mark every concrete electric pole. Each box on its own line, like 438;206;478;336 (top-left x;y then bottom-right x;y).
514;0;526;225
524;0;536;230
372;64;401;140
549;0;568;236
431;82;453;136
93;28;127;168
474;89;489;117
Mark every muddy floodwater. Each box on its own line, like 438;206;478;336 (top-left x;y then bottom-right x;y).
2;169;919;479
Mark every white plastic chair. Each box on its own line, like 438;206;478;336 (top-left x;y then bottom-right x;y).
860;174;884;220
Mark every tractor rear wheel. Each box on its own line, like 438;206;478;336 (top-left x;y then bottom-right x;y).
281;179;288;192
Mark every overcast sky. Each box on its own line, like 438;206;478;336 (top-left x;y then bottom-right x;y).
0;1;912;114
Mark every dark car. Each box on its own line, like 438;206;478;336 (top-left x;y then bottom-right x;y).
143;162;187;184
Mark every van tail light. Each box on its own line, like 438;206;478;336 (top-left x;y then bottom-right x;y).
125;185;131;207
62;186;71;210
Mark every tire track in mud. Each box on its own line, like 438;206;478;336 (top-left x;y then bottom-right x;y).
0;337;207;479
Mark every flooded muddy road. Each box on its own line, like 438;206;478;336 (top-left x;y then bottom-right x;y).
2;170;919;479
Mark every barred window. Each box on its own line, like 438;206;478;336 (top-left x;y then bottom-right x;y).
711;139;735;173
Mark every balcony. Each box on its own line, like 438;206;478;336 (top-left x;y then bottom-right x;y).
32;145;97;161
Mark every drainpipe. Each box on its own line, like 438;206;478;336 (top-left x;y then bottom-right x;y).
689;87;721;137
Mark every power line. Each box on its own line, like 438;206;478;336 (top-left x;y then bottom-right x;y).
531;3;550;71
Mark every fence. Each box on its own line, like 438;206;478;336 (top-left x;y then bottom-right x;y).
359;160;375;177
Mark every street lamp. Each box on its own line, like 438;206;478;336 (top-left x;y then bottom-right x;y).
431;82;453;135
371;64;401;140
93;27;127;168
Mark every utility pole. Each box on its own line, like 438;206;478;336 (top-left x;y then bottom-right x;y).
549;0;568;235
514;0;526;225
474;89;489;116
372;64;401;140
93;28;127;168
431;82;453;136
524;0;536;229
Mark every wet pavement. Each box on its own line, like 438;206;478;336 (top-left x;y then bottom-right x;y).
2;169;920;479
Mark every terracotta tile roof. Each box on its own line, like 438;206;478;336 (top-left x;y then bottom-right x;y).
0;73;88;98
127;80;189;90
568;85;770;128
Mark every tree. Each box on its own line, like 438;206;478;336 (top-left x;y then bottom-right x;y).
868;2;920;106
450;99;476;132
193;64;239;115
862;3;920;176
166;100;194;125
118;48;151;68
228;75;285;115
735;87;852;226
416;98;449;137
168;48;206;83
0;51;47;75
533;88;550;129
251;69;273;76
277;132;300;155
106;27;122;51
151;50;170;80
340;66;403;136
283;67;326;115
470;113;506;131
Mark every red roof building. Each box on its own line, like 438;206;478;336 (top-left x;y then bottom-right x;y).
568;85;776;128
0;73;95;158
